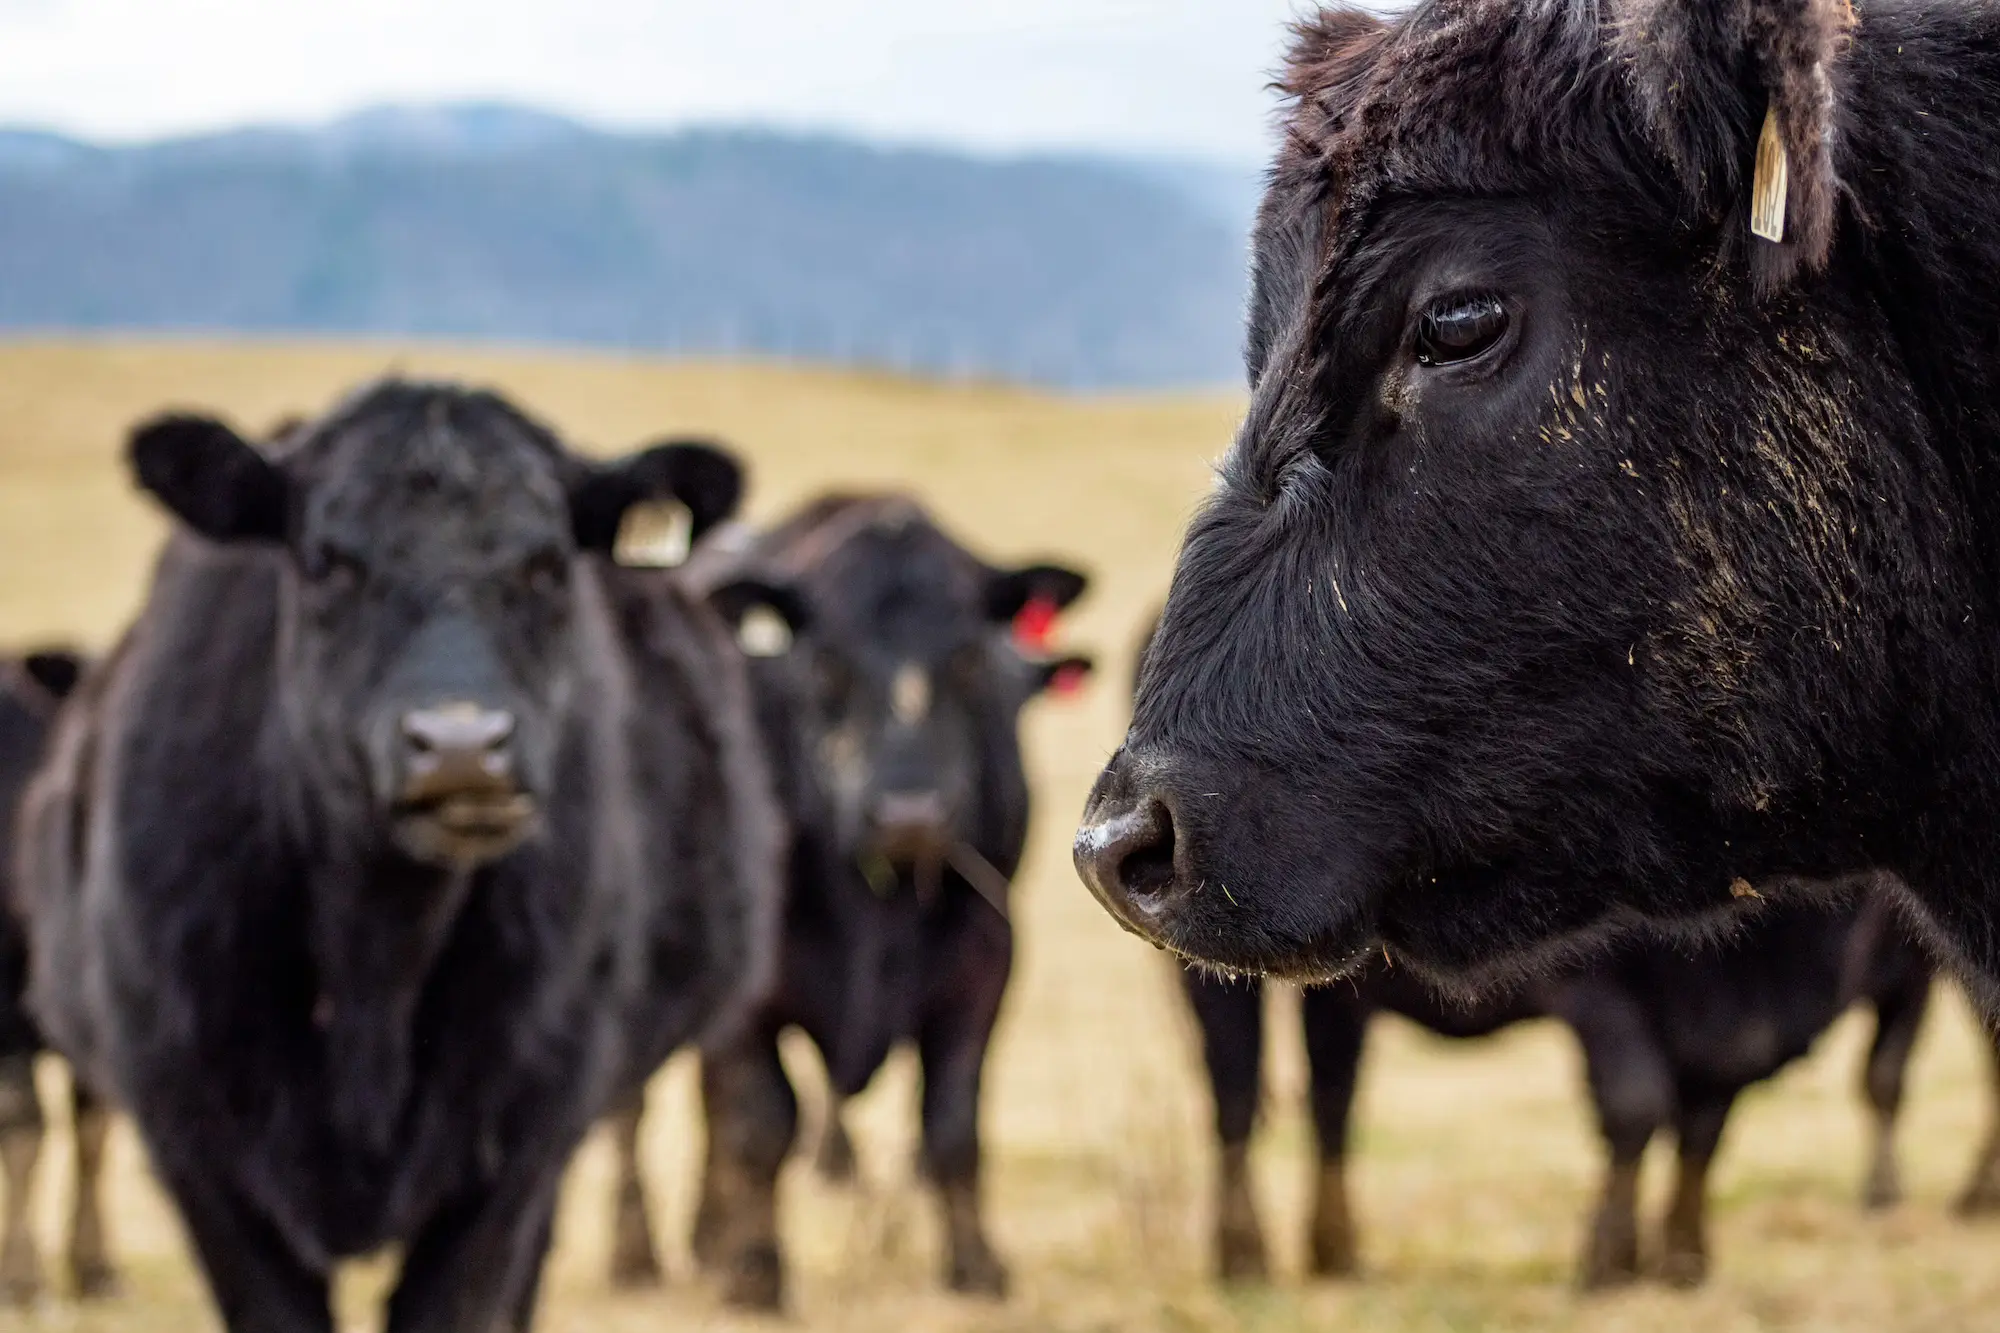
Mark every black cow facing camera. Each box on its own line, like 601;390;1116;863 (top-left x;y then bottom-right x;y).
1077;0;2000;1005
603;494;1092;1310
19;381;784;1332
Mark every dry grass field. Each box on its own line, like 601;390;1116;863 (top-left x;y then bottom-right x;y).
0;339;1993;1333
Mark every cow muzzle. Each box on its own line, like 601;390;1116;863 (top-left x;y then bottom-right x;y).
868;789;952;865
392;702;538;866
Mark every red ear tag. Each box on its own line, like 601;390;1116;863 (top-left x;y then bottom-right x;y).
1014;596;1060;652
1050;662;1090;699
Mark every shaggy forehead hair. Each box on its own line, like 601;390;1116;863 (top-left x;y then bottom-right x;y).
1276;0;1854;292
282;379;570;492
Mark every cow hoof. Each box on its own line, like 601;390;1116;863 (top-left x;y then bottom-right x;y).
948;1247;1010;1300
1217;1231;1269;1284
1309;1231;1359;1280
0;1245;42;1308
73;1262;120;1301
1954;1175;2000;1217
720;1244;785;1312
609;1245;663;1291
1577;1241;1640;1291
1657;1249;1708;1289
1864;1157;1904;1212
0;1270;39;1309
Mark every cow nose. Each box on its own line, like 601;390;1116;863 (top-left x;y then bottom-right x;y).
870;789;949;860
1074;792;1182;931
399;703;517;802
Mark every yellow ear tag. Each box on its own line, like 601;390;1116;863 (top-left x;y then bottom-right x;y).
1750;102;1789;244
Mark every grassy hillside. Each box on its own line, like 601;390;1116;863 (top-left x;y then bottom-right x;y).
0;340;1992;1333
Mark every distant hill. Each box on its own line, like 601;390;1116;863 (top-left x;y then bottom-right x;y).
0;106;1259;389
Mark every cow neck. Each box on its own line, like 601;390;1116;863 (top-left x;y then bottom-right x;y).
306;854;475;1159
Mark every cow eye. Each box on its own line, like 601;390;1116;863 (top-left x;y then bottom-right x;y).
1415;294;1509;367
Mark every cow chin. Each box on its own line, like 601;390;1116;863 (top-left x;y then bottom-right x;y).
391;793;542;870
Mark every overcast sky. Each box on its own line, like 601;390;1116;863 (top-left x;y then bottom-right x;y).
0;0;1341;162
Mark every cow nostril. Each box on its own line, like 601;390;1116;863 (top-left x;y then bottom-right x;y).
1077;796;1182;917
1118;804;1177;898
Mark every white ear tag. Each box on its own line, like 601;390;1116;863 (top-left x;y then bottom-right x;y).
1750;102;1789;244
614;500;693;568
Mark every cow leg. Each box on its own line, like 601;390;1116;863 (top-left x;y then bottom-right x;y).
0;1054;42;1305
1955;1014;2000;1215
1659;1083;1738;1287
1180;969;1267;1282
1556;980;1671;1290
1299;984;1369;1279
693;1033;797;1311
1859;969;1931;1210
154;1156;333;1333
816;1090;858;1183
386;1166;566;1333
917;919;1011;1299
503;1204;556;1333
67;1079;119;1299
604;1086;663;1289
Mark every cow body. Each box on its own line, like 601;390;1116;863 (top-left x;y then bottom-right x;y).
610;496;1088;1310
0;651;116;1306
1185;891;2000;1289
1075;0;2000;1001
17;383;781;1332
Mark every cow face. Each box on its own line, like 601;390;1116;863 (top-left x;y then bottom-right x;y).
1077;0;1940;985
130;381;742;870
731;506;1087;881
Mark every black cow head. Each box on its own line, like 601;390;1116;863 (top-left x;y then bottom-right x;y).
131;380;743;870
1077;0;1946;986
722;500;1089;885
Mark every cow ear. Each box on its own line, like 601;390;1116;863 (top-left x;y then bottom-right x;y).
572;440;745;553
1032;654;1095;700
1611;0;1854;292
984;563;1090;624
129;413;289;544
20;650;84;701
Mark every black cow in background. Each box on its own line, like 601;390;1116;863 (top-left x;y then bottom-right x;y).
1184;905;2000;1291
0;650;114;1305
602;494;1091;1310
16;381;784;1333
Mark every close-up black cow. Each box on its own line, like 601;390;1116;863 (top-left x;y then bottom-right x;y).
604;494;1090;1310
14;381;784;1333
1075;0;2000;1004
0;649;116;1305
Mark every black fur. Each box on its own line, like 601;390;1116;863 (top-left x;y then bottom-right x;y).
16;382;782;1332
1076;0;2000;1002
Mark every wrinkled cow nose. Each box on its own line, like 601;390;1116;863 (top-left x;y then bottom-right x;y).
1074;792;1181;931
399;703;517;802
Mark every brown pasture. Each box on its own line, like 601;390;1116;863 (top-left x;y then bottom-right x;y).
0;340;1992;1333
